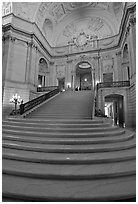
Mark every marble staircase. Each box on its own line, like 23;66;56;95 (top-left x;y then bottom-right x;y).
2;91;136;201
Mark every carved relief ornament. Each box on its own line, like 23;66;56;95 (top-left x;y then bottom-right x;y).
129;16;136;26
2;35;16;42
116;51;121;56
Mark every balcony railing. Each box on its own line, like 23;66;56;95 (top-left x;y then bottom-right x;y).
37;86;59;92
97;81;130;89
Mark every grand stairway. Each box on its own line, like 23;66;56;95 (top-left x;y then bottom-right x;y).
2;91;136;201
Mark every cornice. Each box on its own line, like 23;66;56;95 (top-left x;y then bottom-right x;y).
2;3;136;60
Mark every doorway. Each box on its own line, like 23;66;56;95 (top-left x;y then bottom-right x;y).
105;94;124;127
58;78;65;91
75;61;92;90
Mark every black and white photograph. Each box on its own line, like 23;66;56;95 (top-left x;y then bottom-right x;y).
2;1;136;202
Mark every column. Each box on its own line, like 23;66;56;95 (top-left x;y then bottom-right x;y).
34;46;39;88
3;35;16;81
128;16;136;77
49;61;55;86
25;41;33;84
42;75;45;87
115;51;123;81
71;71;76;91
66;59;73;89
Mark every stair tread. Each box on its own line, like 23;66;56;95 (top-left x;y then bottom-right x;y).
2;128;125;137
3;159;136;178
2;124;118;132
6;117;104;123
3;147;136;164
2;137;136;153
3;120;110;127
2;131;134;144
3;174;136;201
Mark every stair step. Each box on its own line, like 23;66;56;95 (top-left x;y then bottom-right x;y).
3;147;136;164
3;120;111;128
3;131;134;144
3;159;136;179
3;174;136;201
2;128;125;138
2;124;118;133
6;117;104;124
2;137;136;153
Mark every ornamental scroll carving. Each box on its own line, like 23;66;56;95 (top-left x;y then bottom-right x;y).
2;2;12;16
39;58;49;74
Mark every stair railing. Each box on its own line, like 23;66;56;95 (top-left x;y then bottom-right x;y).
20;88;60;115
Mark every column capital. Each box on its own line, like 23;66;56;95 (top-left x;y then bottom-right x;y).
27;41;33;47
116;51;121;56
67;59;73;63
93;56;100;60
3;34;16;42
49;61;54;65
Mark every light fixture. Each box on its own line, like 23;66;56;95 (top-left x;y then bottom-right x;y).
10;93;23;115
84;78;87;82
67;83;71;88
79;62;91;69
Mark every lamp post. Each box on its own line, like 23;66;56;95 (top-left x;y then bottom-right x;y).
10;93;23;115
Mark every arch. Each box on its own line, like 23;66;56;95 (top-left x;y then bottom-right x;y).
74;60;94;91
123;43;129;63
38;58;49;87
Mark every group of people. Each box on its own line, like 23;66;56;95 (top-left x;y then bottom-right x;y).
95;108;104;117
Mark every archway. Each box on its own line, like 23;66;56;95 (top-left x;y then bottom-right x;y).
75;61;93;91
105;94;124;127
38;58;49;87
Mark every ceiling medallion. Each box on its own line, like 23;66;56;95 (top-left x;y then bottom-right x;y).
68;31;98;47
76;32;89;47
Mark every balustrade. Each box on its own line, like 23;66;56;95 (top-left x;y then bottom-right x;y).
20;88;60;115
97;81;130;89
37;86;59;92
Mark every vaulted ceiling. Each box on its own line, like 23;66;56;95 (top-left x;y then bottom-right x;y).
11;2;128;47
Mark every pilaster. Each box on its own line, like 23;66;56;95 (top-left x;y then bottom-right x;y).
115;51;123;81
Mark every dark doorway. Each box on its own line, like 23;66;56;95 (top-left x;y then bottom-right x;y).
105;94;124;127
58;78;65;91
76;62;92;90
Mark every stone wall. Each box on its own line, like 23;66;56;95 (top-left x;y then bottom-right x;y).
127;83;136;129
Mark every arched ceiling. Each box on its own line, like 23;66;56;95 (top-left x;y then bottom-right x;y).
11;2;126;47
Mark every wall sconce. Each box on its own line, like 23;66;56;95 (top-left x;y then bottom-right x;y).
67;83;71;88
10;93;23;115
95;80;99;85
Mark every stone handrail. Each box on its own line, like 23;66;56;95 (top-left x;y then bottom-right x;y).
37;86;59;92
97;81;130;89
20;87;60;115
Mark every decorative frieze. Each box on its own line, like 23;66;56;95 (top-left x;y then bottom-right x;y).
49;61;54;65
129;16;136;26
93;56;100;61
2;2;12;16
116;51;121;56
67;59;73;63
2;35;16;42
